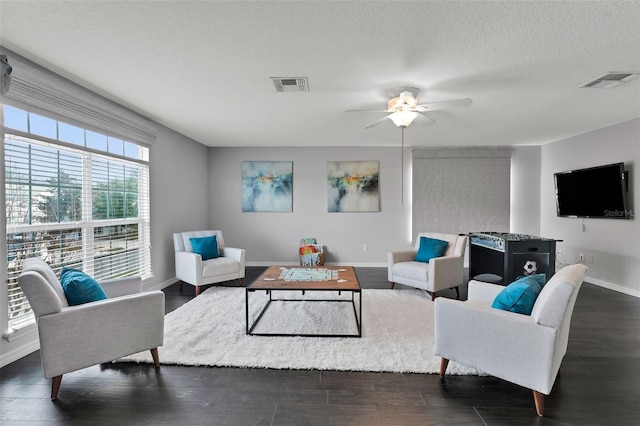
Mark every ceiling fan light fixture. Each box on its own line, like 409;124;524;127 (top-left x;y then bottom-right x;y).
389;110;418;127
388;91;418;111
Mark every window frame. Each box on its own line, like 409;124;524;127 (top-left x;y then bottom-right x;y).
3;105;152;333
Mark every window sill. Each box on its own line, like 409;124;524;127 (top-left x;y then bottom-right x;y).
2;319;36;342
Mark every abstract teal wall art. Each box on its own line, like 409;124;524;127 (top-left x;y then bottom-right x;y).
242;161;293;212
327;161;379;212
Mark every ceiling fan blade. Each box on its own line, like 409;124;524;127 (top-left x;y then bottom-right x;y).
416;98;472;112
415;112;436;126
364;115;392;129
344;109;391;113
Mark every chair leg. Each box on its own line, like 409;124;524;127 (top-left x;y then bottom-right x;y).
390;282;395;289
195;285;201;296
51;375;62;400
150;348;160;368
454;286;460;299
439;358;449;378
533;391;544;416
178;281;183;290
238;278;243;286
430;292;436;301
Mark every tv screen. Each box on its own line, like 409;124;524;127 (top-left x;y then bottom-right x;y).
554;162;630;219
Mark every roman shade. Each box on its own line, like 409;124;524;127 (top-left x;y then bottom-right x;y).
0;46;156;147
412;148;511;238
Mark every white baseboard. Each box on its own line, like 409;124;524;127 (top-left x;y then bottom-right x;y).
586;275;640;298
144;277;177;292
0;326;39;368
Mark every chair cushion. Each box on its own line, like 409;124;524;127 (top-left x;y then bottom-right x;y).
415;237;449;263
60;267;108;306
392;261;429;282
491;275;542;315
202;256;241;277
189;235;220;260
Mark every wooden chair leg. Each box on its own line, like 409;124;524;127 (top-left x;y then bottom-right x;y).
238;278;243;286
195;285;201;296
390;282;395;289
439;358;449;378
431;292;436;301
51;375;62;400
178;281;183;290
150;348;160;368
533;391;545;416
454;286;460;299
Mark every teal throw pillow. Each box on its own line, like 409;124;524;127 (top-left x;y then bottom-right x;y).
515;273;547;288
415;237;449;263
60;267;108;306
491;276;542;315
189;235;219;260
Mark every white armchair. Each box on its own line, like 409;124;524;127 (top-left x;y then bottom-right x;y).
18;258;165;400
173;230;246;296
388;232;468;300
434;264;588;416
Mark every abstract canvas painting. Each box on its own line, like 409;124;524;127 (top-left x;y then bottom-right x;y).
327;161;379;212
242;161;293;212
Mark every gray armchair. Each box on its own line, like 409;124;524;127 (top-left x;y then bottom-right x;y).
434;264;588;416
173;230;246;296
18;258;165;400
388;232;468;300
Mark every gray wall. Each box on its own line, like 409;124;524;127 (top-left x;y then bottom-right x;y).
511;146;541;236
207;146;541;266
208;147;412;265
146;125;211;290
540;119;640;296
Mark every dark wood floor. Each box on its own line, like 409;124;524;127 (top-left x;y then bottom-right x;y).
1;266;639;425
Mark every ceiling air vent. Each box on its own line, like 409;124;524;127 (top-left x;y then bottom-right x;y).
579;72;640;89
271;77;308;92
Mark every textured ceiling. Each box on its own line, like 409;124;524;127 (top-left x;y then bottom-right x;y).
1;1;639;147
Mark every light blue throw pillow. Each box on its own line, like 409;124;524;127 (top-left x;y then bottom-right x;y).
415;237;449;263
189;235;219;260
491;276;542;315
60;267;108;306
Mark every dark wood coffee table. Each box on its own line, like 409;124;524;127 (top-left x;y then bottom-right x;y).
245;266;362;337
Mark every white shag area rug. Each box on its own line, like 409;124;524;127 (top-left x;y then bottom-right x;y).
120;287;478;375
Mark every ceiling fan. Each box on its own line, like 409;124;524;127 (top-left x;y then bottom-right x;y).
345;87;472;128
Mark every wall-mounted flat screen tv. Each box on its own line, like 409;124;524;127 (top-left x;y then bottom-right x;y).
554;162;630;219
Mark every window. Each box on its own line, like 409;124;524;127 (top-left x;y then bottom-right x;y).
412;148;511;238
4;105;151;331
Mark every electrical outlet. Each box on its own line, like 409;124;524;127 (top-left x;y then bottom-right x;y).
579;253;585;262
362;244;368;252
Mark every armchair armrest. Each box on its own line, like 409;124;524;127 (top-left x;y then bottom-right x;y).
467;280;504;304
428;255;464;291
434;297;558;393
175;251;203;285
37;291;165;379
100;276;142;298
387;250;416;280
220;246;245;266
388;250;417;264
